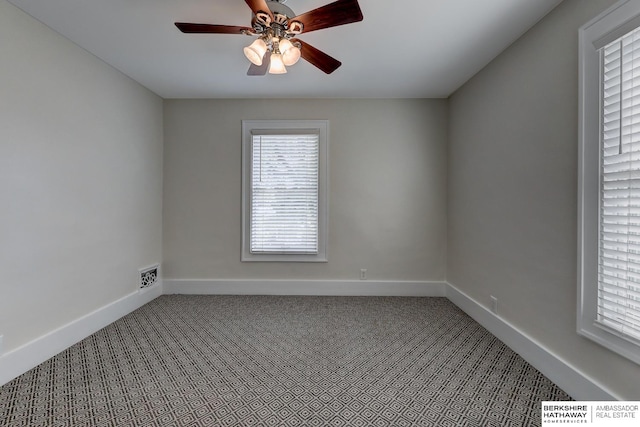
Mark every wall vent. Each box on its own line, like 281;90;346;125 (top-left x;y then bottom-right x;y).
139;264;160;291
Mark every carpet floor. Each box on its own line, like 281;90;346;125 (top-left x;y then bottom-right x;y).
0;295;571;426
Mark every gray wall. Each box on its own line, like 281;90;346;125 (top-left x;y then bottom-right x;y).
163;99;447;281
0;0;163;354
447;0;639;399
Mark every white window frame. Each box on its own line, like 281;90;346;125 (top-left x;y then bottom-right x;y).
578;0;640;365
241;120;329;262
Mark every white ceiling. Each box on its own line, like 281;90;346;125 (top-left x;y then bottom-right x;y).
7;0;563;99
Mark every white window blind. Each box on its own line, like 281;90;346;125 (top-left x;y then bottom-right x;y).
599;26;640;343
250;133;319;254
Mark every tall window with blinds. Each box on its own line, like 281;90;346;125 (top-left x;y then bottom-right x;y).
241;120;328;262
599;26;640;344
250;133;319;254
579;1;640;365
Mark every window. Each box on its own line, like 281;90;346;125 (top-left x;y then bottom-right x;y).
241;120;328;262
579;0;640;364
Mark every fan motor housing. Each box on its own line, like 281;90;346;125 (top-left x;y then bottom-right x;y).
266;1;295;19
252;1;298;34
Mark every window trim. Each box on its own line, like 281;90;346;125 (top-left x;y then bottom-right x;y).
241;120;329;262
578;0;640;365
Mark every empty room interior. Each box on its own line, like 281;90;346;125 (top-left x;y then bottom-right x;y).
2;0;640;425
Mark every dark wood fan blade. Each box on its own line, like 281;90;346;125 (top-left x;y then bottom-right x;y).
175;23;253;34
289;0;363;34
247;51;271;76
245;0;274;21
292;39;341;74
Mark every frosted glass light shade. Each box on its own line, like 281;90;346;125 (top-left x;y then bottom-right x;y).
279;39;301;66
269;53;287;74
243;39;267;66
282;47;301;66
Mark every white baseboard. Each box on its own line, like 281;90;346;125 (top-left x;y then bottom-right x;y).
445;283;619;401
0;278;621;402
0;282;162;386
163;279;447;297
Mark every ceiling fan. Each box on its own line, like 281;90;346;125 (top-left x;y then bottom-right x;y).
175;0;363;75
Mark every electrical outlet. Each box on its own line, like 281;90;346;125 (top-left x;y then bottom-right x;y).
490;295;498;314
360;269;367;280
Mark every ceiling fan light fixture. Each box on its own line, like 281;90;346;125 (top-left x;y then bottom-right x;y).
243;38;267;66
269;53;287;74
282;47;301;66
278;37;293;52
176;0;364;76
279;38;301;66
